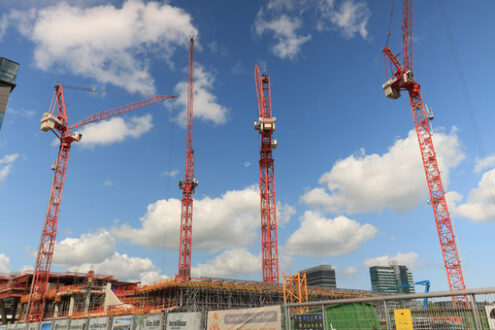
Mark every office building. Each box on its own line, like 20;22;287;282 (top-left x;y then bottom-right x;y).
299;264;337;289
369;264;415;293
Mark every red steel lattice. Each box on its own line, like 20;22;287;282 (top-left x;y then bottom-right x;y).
383;0;466;307
254;65;279;284
178;37;197;281
26;85;174;322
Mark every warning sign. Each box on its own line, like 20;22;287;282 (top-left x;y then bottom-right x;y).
394;309;413;330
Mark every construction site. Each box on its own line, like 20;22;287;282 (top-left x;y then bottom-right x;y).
0;0;494;329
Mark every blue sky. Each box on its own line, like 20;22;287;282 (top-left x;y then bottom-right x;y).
0;0;494;292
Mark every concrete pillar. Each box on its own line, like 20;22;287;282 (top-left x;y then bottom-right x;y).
68;297;75;317
0;299;6;325
54;303;59;318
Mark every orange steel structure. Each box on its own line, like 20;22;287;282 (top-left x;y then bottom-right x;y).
26;85;175;322
254;65;279;284
382;0;466;306
178;37;198;281
283;272;308;314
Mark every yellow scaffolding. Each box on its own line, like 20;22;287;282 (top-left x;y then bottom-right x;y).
283;272;308;313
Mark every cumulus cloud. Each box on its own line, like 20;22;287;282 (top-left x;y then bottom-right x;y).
255;13;311;60
191;249;260;278
78;114;153;147
69;252;158;282
285;211;377;257
169;65;229;126
301;128;464;214
254;0;370;59
319;0;371;38
474;155;495;174
0;153;20;182
113;185;295;252
0;254;11;273
340;266;358;279
162;169;179;177
364;252;419;270
448;169;495;222
5;1;197;94
53;230;163;282
53;231;115;267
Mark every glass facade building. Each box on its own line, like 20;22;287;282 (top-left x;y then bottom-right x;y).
299;264;337;289
369;265;415;293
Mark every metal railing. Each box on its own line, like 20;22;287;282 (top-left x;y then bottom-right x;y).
282;287;495;329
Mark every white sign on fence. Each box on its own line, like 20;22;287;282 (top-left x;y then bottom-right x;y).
134;314;162;330
485;305;495;329
112;315;133;330
166;312;201;330
88;317;110;330
52;319;70;330
207;305;281;330
69;319;88;330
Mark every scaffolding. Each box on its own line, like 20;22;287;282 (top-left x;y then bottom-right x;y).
283;272;309;314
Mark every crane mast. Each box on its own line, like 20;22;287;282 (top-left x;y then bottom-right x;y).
177;37;197;281
254;65;279;284
382;0;466;306
26;85;175;322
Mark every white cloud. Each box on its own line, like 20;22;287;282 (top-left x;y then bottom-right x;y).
7;107;36;118
340;266;358;279
53;230;163;282
364;252;419;270
448;169;495;222
474;155;495;173
255;13;311;60
285;211;377;257
0;14;7;40
169;65;229;126
0;153;20;182
113;186;260;252
301;128;464;214
162;169;179;177
53;231;115;267
254;0;370;59
0;254;11;273
191;249;260;278
7;1;197;94
103;180;113;186
78;114;153;147
69;252;158;282
139;271;168;284
113;185;295;252
320;0;371;39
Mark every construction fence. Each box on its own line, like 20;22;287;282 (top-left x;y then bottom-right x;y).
2;287;495;330
282;286;495;330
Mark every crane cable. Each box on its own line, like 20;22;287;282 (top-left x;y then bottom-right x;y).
439;0;495;205
384;0;396;80
385;0;396;48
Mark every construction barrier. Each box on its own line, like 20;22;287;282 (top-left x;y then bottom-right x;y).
166;312;201;330
68;318;88;330
111;316;132;330
87;317;110;330
52;319;69;330
133;314;162;330
207;305;282;330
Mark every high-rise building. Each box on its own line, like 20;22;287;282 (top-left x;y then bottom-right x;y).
299;264;337;289
369;264;415;294
0;57;19;131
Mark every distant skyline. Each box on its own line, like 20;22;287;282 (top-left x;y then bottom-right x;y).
0;0;494;292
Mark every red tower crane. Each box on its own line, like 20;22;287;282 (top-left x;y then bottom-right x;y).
382;0;466;305
177;37;197;281
26;84;175;322
254;65;279;284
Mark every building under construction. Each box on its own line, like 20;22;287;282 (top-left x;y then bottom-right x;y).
0;270;377;324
